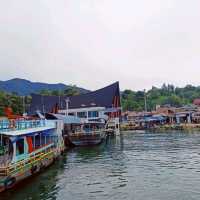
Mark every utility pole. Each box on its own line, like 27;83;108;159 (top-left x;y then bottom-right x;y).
144;89;147;112
65;98;70;116
42;96;45;114
22;96;25;115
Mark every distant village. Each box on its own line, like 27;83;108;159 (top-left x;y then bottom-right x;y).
1;81;200;191
1;80;200;132
121;99;200;131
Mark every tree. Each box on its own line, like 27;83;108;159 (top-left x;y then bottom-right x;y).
0;91;23;116
121;83;200;111
39;89;52;96
64;85;80;96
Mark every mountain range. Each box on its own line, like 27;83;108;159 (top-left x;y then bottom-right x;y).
0;78;89;96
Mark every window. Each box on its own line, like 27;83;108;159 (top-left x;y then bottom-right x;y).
77;112;87;118
35;134;41;148
16;139;24;155
88;111;99;118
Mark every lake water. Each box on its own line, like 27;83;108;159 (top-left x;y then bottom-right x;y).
2;131;200;200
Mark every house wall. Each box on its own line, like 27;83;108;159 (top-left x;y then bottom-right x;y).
58;107;107;121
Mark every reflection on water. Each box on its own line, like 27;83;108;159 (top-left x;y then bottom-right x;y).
2;131;200;200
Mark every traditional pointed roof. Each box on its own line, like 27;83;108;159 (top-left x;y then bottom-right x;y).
28;82;120;114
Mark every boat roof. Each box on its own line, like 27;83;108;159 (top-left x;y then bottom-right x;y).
0;126;55;137
50;114;81;124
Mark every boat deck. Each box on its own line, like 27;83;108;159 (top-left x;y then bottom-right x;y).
0;120;45;131
0;154;12;167
0;120;56;136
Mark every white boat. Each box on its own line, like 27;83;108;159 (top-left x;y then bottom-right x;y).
105;118;120;135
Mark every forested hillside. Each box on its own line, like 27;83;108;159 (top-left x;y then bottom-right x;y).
1;83;200;116
121;84;200;111
0;78;89;96
0;86;81;116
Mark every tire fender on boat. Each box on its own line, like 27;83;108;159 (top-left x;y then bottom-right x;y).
31;165;37;174
40;161;46;170
4;177;16;189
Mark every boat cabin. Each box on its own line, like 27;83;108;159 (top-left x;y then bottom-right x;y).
0;119;60;167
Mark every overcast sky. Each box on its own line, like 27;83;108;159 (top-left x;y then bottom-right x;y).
0;0;200;91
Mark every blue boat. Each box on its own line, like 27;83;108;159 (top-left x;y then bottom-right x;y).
0;119;64;192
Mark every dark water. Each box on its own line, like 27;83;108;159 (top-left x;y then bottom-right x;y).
2;131;200;200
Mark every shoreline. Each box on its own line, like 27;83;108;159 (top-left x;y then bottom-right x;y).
120;123;200;132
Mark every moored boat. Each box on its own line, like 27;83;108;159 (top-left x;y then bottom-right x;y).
105;118;120;136
0;119;64;192
67;121;106;146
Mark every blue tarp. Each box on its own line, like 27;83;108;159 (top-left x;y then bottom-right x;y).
141;116;166;122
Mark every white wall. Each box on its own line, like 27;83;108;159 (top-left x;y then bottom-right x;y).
58;107;106;121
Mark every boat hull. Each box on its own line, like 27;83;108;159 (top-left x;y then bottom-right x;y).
68;133;105;146
0;149;62;193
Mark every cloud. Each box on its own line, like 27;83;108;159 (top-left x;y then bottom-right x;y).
0;0;200;90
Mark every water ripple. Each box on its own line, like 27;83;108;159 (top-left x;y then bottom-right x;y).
3;131;200;200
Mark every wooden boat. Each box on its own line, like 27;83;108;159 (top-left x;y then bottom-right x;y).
0;119;64;192
45;114;106;147
67;122;106;146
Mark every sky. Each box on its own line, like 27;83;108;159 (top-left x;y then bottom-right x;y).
0;0;200;91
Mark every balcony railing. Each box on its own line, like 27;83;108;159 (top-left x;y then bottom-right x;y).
0;120;46;132
0;144;55;176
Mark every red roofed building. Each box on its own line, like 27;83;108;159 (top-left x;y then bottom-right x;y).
193;99;200;106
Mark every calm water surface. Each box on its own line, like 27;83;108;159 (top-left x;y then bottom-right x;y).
2;131;200;200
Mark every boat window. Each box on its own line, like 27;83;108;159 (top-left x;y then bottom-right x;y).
88;111;99;118
0;136;7;156
45;136;51;144
35;134;41;149
16;139;24;155
74;125;81;132
77;112;87;118
84;124;90;129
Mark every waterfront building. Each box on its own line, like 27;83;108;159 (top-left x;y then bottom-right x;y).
122;104;200;128
29;82;121;123
193;99;200;107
